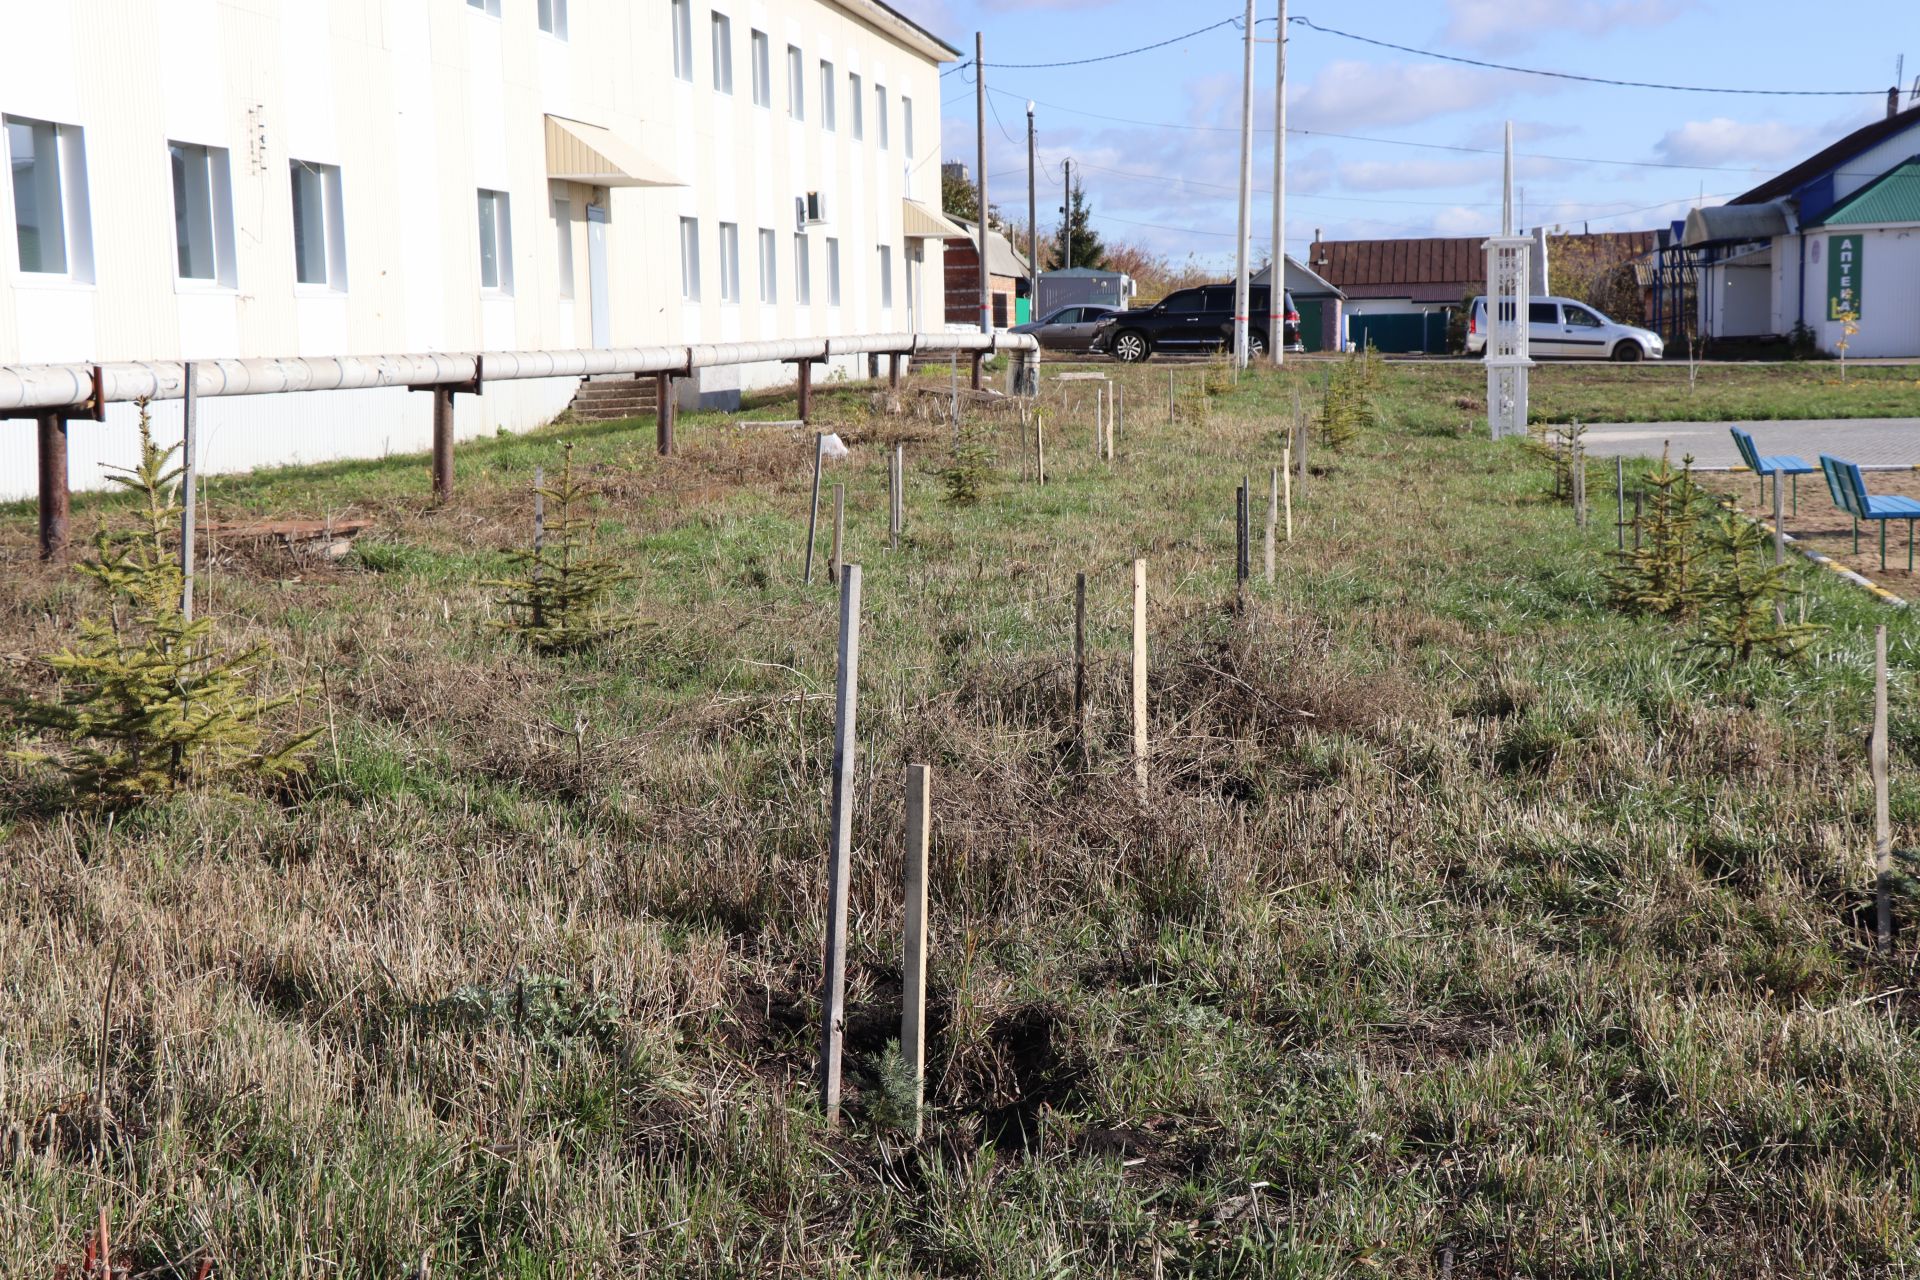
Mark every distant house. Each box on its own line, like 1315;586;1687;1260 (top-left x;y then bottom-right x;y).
1248;255;1346;351
1681;98;1920;355
942;218;1031;330
1301;230;1659;352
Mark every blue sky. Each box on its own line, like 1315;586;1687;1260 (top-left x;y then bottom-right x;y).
893;0;1914;268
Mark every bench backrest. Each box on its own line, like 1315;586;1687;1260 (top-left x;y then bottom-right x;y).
1843;460;1875;515
1819;455;1858;516
1729;427;1762;473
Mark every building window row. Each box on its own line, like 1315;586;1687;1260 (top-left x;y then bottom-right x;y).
684;1;908;155
467;0;566;32
676;217;895;313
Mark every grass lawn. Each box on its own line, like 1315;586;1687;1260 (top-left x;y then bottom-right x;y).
2;358;1918;1277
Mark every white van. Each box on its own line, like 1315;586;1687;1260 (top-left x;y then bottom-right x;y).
1465;296;1664;362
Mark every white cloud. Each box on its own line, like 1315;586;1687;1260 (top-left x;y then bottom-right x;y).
1288;60;1540;132
1443;0;1684;52
1655;117;1821;168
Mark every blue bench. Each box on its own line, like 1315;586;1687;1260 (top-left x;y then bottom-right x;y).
1820;454;1920;570
1730;427;1813;516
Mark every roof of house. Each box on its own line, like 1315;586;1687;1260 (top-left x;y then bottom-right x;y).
825;0;963;62
1249;255;1345;298
1732;103;1920;206
946;219;1032;277
1807;156;1920;226
1305;232;1658;302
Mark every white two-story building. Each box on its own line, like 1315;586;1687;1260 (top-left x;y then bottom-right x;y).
0;0;958;498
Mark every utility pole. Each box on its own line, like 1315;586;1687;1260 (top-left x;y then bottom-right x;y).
1267;0;1286;367
1027;100;1038;313
975;32;991;334
1062;158;1073;269
1232;0;1255;369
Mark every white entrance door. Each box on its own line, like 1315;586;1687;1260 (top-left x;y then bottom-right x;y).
587;204;611;349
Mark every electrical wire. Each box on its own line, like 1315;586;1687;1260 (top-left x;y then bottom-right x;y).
1286;15;1888;97
940;13;1242;76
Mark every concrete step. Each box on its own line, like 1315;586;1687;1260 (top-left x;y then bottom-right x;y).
563;375;660;422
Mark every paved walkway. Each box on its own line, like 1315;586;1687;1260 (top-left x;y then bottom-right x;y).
1581;419;1920;467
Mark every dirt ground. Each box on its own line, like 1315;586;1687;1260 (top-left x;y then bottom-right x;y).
1694;466;1920;589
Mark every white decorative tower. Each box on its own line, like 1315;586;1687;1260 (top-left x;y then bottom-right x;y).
1483;122;1533;440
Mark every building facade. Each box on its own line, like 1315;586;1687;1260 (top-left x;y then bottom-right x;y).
1681;100;1920;356
0;0;957;498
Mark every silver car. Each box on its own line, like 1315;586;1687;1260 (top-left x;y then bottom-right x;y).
1465;295;1664;361
1009;304;1119;352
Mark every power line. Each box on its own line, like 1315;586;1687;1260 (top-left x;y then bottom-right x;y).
1070;158;1713;210
990;85;1889;181
942;14;1241;75
1286;15;1889;97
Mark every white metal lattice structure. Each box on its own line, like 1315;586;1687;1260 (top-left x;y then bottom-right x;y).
1483;234;1533;440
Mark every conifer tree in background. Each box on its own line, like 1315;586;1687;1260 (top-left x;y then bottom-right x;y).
488;444;629;653
1607;447;1710;617
1054;174;1104;270
10;405;313;802
1693;513;1824;665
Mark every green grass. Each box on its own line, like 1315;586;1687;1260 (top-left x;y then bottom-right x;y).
1;358;1918;1277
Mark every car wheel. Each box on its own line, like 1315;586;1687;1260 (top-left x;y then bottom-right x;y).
1243;329;1268;357
1113;331;1151;363
1611;342;1643;363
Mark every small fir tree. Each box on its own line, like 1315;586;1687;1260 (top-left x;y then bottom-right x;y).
941;418;996;506
11;406;314;802
1607;447;1710;617
487;444;629;652
1693;512;1824;665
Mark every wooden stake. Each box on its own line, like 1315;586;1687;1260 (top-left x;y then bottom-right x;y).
531;465;546;630
180;361;197;620
1293;385;1308;497
901;762;931;1142
1235;478;1250;590
1113;386;1123;458
1282;446;1294;543
892;444;904;550
1615;456;1626;551
1265;466;1278;584
830;483;845;584
1875;624;1892;954
1132;558;1148;794
1073;571;1087;733
1773;473;1787;629
1167;370;1175;425
803;432;825;584
1036;412;1046;486
1633;491;1643;552
819;564;863;1124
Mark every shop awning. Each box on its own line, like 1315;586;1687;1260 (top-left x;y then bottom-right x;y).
545;115;682;188
903;198;967;239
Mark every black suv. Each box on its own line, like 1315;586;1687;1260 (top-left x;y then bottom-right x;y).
1090;285;1299;362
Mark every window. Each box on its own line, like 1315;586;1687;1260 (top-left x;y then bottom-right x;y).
787;45;804;119
466;0;501;14
553;194;573;298
820;61;835;131
1162;290;1203;314
903;97;914;160
671;0;692;81
751;30;771;107
679;216;700;300
1528;301;1560;325
711;13;733;94
875;85;888;149
718;221;740;303
169;141;236;285
826;236;840;306
794;231;811;304
758;227;777;303
1565;305;1602;328
993;295;1009;328
537;0;566;36
289;160;346;289
850;73;863;139
476;188;512;292
878;245;892;308
5;115;91;279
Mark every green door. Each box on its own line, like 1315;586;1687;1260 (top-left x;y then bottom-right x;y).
1350;313;1426;354
1297;298;1324;351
